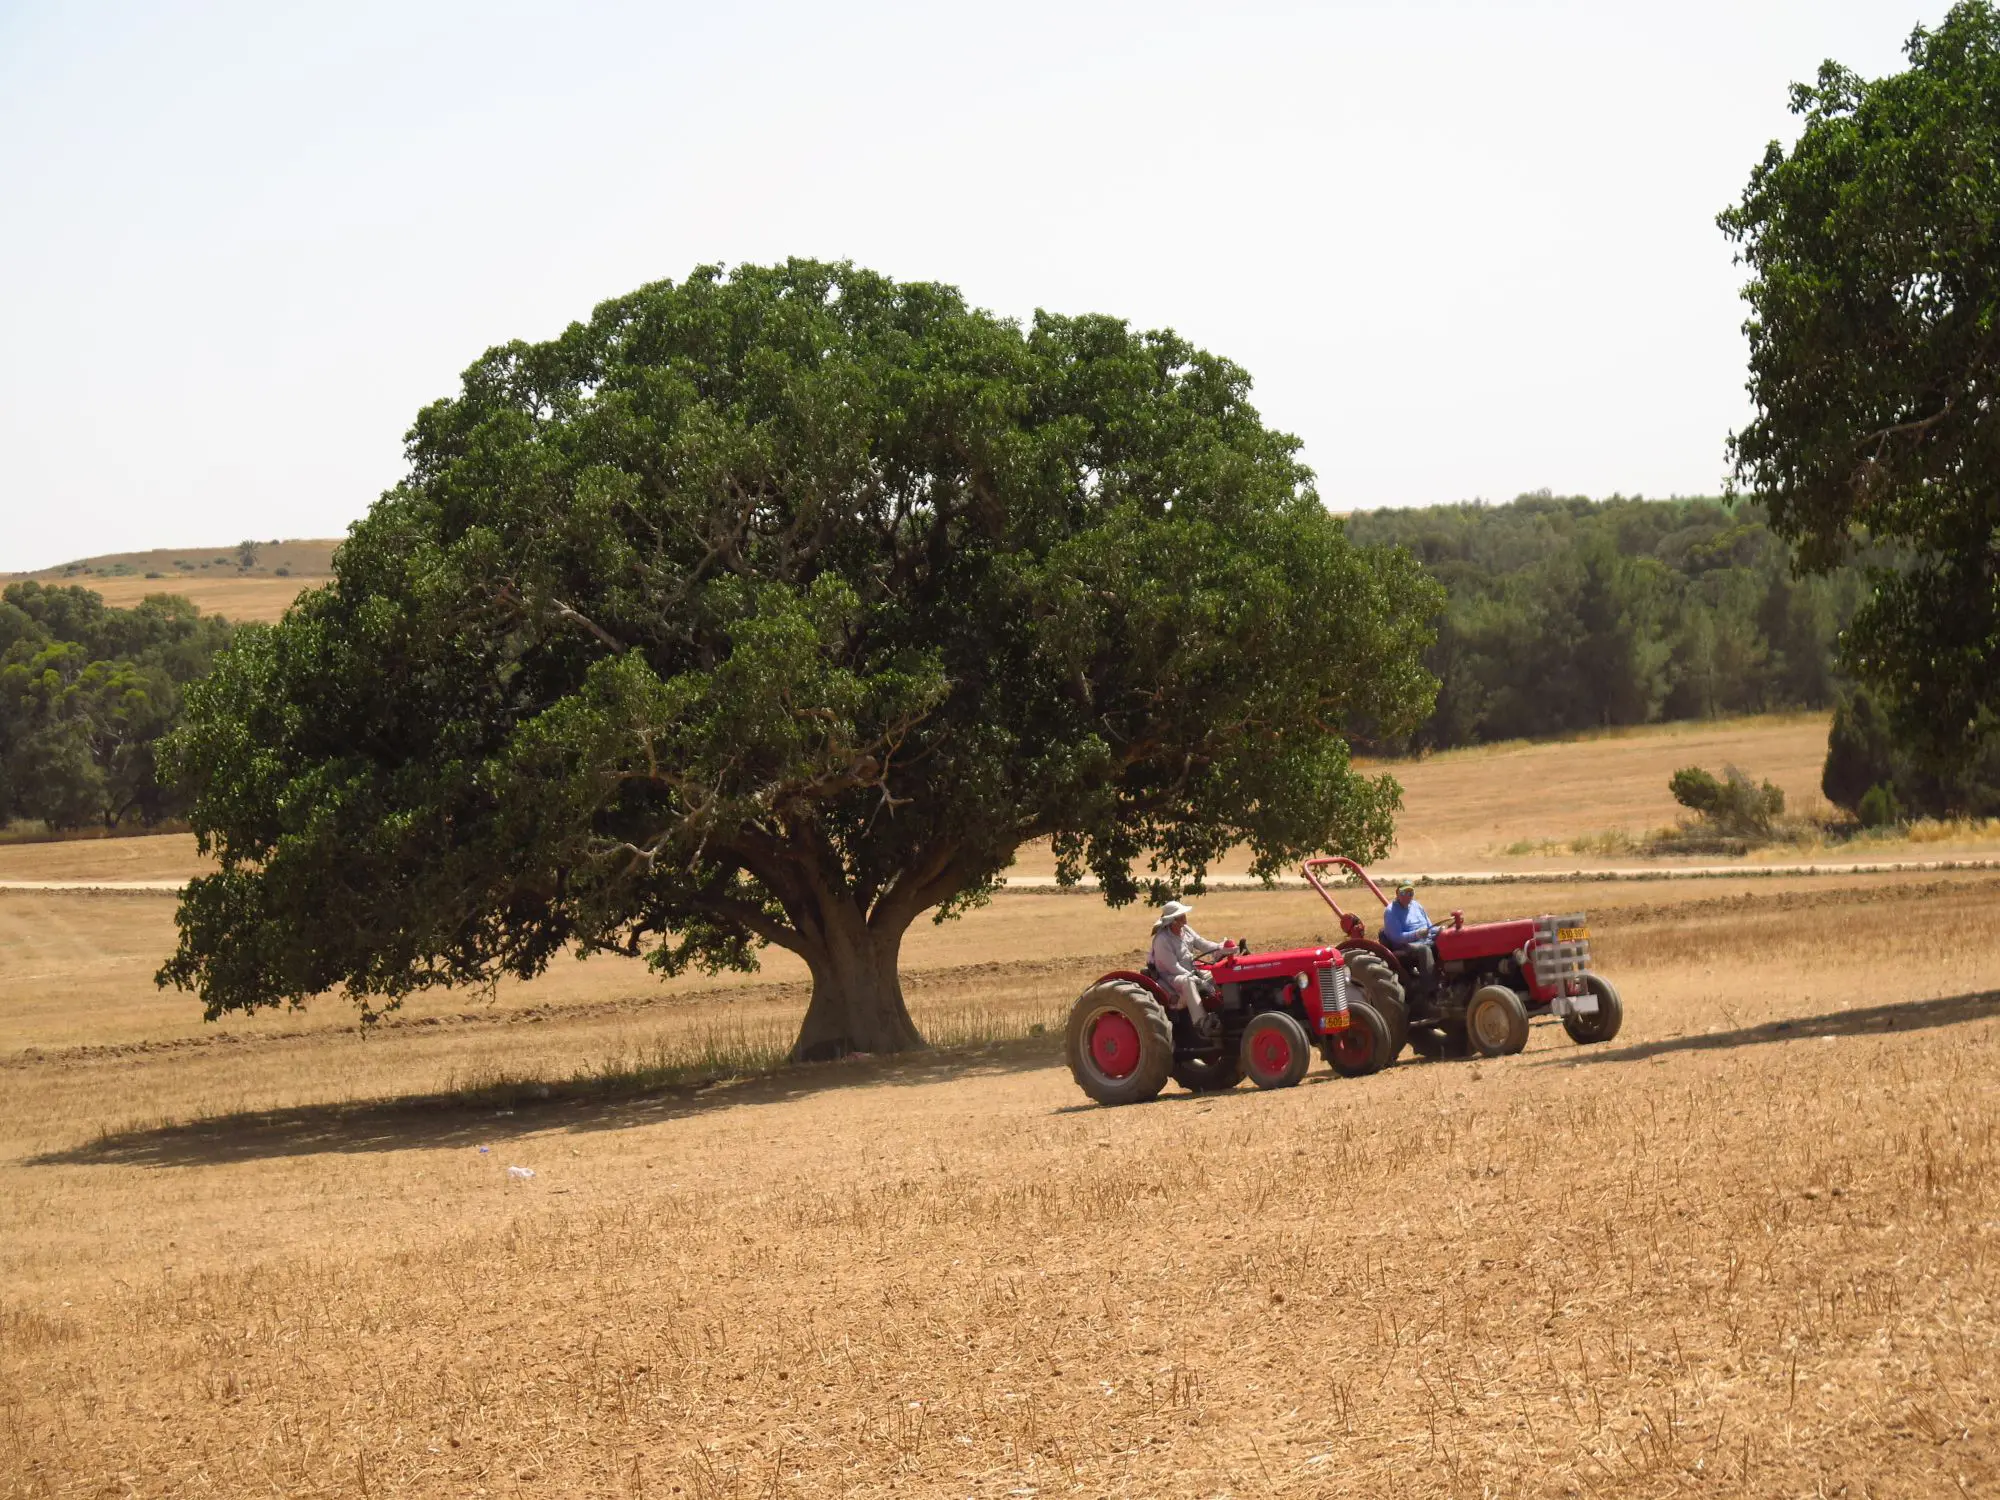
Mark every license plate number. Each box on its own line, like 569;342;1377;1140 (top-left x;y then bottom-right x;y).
1558;926;1590;942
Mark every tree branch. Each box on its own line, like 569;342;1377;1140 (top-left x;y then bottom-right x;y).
869;841;970;936
686;892;810;956
551;600;628;653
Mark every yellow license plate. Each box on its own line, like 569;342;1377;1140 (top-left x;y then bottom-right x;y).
1558;926;1590;942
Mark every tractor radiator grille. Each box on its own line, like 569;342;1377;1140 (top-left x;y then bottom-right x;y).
1530;913;1592;995
1317;962;1348;1015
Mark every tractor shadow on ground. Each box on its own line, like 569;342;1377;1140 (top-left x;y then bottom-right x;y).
24;1035;1064;1170
1537;987;2000;1068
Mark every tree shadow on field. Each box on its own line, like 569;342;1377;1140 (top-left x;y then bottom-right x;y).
1538;988;2000;1068
24;1035;1063;1170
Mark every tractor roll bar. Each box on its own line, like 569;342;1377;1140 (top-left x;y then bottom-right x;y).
1303;857;1464;939
1303;856;1390;908
1301;856;1389;940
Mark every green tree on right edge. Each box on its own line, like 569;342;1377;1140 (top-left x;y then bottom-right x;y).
1722;2;2000;816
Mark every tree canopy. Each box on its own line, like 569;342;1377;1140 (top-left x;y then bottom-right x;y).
160;260;1442;1057
0;583;233;830
1721;1;2000;776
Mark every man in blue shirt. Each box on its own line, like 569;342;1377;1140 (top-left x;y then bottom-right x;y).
1381;883;1440;979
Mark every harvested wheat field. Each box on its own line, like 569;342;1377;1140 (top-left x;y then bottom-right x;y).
13;714;2000;902
4;542;336;624
3;870;1998;1499
1361;717;1837;869
73;573;327;621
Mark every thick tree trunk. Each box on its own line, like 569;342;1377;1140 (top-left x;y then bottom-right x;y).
788;903;925;1062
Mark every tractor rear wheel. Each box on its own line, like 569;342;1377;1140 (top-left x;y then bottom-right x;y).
1240;1012;1312;1090
1173;1051;1244;1093
1324;998;1392;1077
1066;981;1175;1105
1561;974;1625;1045
1465;985;1530;1057
1340;949;1408;1060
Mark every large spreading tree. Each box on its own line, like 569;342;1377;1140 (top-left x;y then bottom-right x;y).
160;261;1441;1058
1721;2;2000;779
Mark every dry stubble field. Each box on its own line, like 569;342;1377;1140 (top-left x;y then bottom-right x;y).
4;866;1999;1499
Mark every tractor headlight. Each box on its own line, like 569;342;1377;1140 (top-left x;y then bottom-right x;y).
1295;971;1311;992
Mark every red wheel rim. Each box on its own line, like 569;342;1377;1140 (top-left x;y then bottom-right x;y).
1088;1010;1142;1079
1250;1026;1293;1077
1330;1025;1373;1068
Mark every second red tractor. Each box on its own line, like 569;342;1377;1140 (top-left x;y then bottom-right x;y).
1302;856;1623;1063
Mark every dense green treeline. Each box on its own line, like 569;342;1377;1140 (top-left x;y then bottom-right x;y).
1344;493;1870;751
3;493;1989;835
0;582;235;830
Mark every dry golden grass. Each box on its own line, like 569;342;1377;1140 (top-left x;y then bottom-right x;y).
1009;714;1885;879
3;872;1998;1497
71;574;325;621
1366;714;1838;869
4;540;337;623
0;836;207;885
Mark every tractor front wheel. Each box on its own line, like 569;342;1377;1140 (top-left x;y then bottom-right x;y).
1066;981;1175;1105
1466;985;1530;1057
1240;1012;1312;1090
1561;974;1625;1045
1324;999;1393;1077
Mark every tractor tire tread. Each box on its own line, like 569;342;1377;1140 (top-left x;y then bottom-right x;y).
1325;997;1393;1077
1240;1011;1313;1090
1562;973;1625;1045
1173;1052;1244;1093
1341;948;1409;1061
1066;980;1175;1105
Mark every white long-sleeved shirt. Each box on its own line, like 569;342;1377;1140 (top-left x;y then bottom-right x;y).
1150;921;1223;981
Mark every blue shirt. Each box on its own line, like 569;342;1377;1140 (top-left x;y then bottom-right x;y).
1382;897;1434;947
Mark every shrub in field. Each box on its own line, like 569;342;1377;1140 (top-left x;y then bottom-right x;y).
1669;764;1786;838
160;260;1443;1056
1858;783;1902;829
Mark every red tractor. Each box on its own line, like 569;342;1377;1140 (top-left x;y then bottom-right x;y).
1303;856;1623;1060
1065;934;1402;1106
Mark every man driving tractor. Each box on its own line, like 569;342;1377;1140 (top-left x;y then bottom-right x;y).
1149;900;1235;1036
1381;882;1440;977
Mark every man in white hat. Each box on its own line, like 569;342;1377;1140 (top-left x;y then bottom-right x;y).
1150;900;1235;1036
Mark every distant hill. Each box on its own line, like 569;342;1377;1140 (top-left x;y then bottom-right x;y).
1;539;339;623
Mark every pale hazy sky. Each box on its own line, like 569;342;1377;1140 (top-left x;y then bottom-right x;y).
0;1;1943;571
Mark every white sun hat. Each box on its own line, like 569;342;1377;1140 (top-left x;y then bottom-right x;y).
1159;900;1195;922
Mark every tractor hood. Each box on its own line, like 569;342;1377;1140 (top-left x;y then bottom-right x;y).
1207;946;1339;982
1436;919;1537;962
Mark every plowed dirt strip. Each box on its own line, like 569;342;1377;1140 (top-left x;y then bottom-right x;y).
3;879;1999;1497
